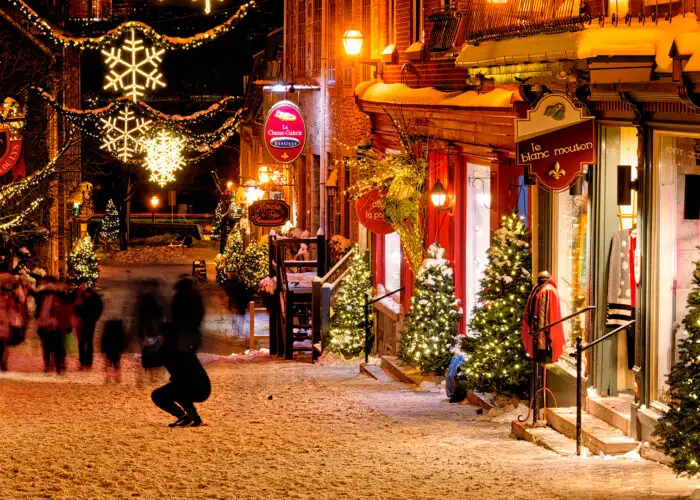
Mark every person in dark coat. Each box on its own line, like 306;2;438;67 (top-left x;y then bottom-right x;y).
151;278;210;427
34;277;71;374
73;284;104;369
101;319;127;383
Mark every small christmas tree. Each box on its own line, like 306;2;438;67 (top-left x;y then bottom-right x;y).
328;245;373;358
399;243;462;373
212;199;225;240
459;212;532;397
100;199;120;241
67;235;100;288
654;255;700;475
240;242;269;290
215;221;244;284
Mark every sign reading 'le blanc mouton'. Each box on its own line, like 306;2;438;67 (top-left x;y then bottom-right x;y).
263;100;306;164
516;93;595;191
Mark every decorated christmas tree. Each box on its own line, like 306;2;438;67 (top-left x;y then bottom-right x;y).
100;199;120;241
459;212;532;397
654;255;700;475
328;246;372;358
240;242;269;290
399;243;462;373
212;199;225;240
215;221;244;284
67;235;100;288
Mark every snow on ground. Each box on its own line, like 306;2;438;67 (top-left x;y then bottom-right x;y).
0;359;697;500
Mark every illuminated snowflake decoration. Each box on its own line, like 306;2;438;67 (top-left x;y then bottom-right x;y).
102;29;166;102
143;129;186;187
100;106;152;163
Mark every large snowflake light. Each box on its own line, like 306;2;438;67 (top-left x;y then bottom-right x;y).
143;129;186;186
100;106;152;163
102;29;166;102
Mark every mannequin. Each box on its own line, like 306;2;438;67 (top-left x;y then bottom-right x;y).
521;271;566;363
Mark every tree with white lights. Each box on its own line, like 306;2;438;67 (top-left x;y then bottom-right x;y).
399;243;462;373
67;235;100;288
459;212;532;397
100;199;120;241
328;246;372;358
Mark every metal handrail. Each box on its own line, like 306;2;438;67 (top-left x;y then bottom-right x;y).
573;319;636;456
362;287;404;364
530;305;597;335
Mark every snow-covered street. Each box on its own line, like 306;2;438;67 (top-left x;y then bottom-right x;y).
0;357;697;500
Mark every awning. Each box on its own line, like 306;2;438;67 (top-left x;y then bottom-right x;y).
354;81;521;108
455;16;700;74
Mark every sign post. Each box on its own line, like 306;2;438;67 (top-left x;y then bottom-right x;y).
168;190;176;223
515;94;596;191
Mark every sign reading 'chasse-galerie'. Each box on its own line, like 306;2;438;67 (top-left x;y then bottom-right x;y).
263;100;306;164
516;93;595;191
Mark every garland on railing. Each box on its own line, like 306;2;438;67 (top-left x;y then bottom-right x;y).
8;0;256;50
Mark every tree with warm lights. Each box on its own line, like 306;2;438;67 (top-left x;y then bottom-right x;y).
654;255;700;475
328;246;372;358
100;199;120;241
215;220;244;284
67;235;100;288
399;243;462;374
459;212;532;397
212;199;226;240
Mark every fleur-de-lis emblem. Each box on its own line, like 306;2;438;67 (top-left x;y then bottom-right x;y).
549;162;566;180
281;152;289;160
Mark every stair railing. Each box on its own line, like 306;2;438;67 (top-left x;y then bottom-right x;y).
311;247;356;360
361;286;404;364
573;319;635;456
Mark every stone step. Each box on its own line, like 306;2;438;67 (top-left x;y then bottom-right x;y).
586;394;632;435
511;419;579;457
546;407;638;456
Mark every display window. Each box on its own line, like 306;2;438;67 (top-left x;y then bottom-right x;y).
651;132;700;403
464;164;491;333
384;231;402;294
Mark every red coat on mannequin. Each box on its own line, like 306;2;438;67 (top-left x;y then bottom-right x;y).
521;272;565;363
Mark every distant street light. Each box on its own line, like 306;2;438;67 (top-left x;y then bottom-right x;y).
151;195;159;223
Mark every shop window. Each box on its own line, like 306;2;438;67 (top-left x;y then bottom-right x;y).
653;133;700;403
554;167;591;349
384;232;402;294
312;0;322;74
387;0;396;44
413;0;424;43
328;0;337;85
296;0;307;75
362;0;371;80
465;164;491;331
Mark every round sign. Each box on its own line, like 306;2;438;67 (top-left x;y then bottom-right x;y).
263;100;306;164
355;189;394;235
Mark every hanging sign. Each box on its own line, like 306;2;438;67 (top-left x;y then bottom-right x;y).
0;125;22;178
355;189;394;235
515;93;595;191
263;100;306;164
248;199;291;227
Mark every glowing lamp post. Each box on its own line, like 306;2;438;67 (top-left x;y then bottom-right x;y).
151;195;159;223
343;29;364;56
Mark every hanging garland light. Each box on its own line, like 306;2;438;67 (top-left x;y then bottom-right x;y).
143;128;186;186
7;0;256;50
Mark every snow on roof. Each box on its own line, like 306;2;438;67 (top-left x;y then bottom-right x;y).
354;81;521;109
456;14;700;74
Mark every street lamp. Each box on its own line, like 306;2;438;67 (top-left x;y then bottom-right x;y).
151;195;159;222
343;29;364;56
258;165;270;185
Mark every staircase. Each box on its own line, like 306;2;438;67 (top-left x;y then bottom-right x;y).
513;393;639;456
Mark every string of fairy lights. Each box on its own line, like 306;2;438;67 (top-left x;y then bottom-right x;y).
14;0;253;186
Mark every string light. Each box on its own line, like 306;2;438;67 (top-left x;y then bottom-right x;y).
7;0;256;50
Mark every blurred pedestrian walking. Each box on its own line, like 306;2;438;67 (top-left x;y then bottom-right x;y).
151;278;210;427
101;319;127;383
35;277;71;374
0;275;13;371
135;279;166;385
73;284;104;369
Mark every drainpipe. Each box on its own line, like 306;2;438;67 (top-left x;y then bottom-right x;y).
319;0;327;237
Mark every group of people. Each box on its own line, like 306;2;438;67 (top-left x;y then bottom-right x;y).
0;275;107;374
0;272;211;427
